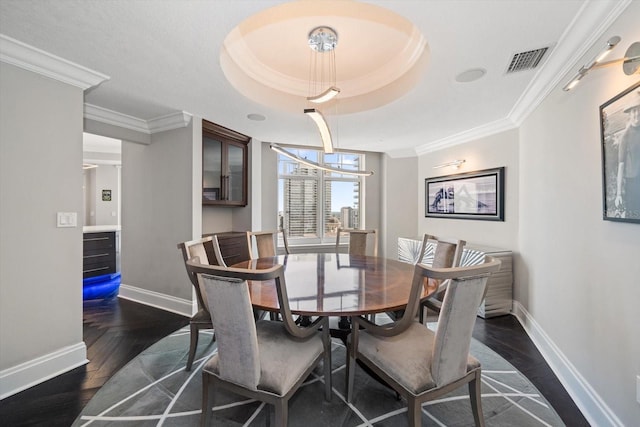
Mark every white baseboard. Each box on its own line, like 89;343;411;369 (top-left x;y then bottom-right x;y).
511;301;623;427
118;283;193;318
0;342;88;400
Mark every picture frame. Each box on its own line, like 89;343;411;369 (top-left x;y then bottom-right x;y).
425;167;505;221
600;81;640;223
203;187;220;201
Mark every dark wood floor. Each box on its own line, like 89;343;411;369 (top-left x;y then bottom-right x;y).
0;298;589;426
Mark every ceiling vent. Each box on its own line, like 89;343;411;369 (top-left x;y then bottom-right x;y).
506;47;549;73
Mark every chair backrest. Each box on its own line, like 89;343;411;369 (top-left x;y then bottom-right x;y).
212;235;227;267
246;229;290;259
429;258;500;386
336;228;378;256
418;234;465;268
197;270;261;389
186;258;307;333
177;236;215;309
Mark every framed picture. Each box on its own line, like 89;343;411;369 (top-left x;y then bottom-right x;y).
203;187;220;201
101;189;112;202
600;81;640;223
425;167;505;221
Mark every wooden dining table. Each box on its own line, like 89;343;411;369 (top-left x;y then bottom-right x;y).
231;252;438;318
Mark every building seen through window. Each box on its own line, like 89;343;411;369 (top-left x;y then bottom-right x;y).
277;147;364;245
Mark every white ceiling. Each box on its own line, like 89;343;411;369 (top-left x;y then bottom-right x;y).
0;0;631;156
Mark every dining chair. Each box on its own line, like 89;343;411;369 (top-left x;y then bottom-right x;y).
185;258;332;427
346;257;501;427
418;234;466;323
246;228;290;259
246;229;291;321
177;236;222;371
335;228;378;257
335;228;378;327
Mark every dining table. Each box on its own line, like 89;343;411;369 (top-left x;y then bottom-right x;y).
230;252;438;329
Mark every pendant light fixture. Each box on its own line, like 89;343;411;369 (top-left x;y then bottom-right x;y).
271;25;373;177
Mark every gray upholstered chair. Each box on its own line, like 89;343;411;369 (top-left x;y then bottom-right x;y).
186;259;331;427
246;229;290;258
346;257;501;426
335;228;378;257
245;229;290;321
177;236;222;371
335;228;378;327
418;234;466;324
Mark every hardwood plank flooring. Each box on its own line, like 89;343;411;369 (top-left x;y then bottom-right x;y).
0;298;589;426
0;297;189;427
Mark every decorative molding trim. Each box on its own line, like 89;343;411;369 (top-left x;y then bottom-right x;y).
415;118;516;155
414;0;631;154
512;301;624;427
118;283;192;318
84;103;150;134
509;0;632;124
0;342;88;400
84;103;192;135
0;34;109;90
147;111;193;133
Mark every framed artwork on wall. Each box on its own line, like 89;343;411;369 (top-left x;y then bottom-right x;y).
600;81;640;223
425;167;505;221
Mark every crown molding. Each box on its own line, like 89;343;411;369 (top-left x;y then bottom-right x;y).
509;0;632;125
147;111;193;133
0;34;109;90
415;118;516;156
414;0;631;155
84;103;150;134
84;104;192;135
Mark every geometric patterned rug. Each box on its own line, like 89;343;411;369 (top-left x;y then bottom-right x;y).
73;324;565;426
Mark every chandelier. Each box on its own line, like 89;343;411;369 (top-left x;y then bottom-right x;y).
271;26;373;177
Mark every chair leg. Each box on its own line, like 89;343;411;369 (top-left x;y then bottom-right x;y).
187;323;199;371
274;400;287;427
346;350;356;403
469;371;485;427
407;397;421;427
201;373;213;427
418;301;425;324
324;346;332;401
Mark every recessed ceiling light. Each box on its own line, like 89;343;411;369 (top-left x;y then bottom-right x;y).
247;113;266;121
455;68;486;83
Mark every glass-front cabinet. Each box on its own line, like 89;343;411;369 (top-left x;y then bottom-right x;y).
202;119;249;206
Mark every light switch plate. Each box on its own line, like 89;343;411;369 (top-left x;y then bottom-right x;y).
57;212;77;228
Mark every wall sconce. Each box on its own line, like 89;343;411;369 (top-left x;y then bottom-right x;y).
563;36;640;91
83;163;98;169
433;159;465;169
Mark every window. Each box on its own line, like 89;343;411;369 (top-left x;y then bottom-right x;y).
277;147;364;245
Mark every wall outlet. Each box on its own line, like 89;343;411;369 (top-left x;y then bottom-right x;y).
56;212;77;228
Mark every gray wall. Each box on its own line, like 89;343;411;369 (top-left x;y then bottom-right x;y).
517;6;640;422
382;155;419;258
410;5;640;422
0;63;84;372
121;125;195;301
93;164;120;225
417;128;520;252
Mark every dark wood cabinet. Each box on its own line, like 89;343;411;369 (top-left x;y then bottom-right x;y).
83;232;116;278
202;120;249;207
